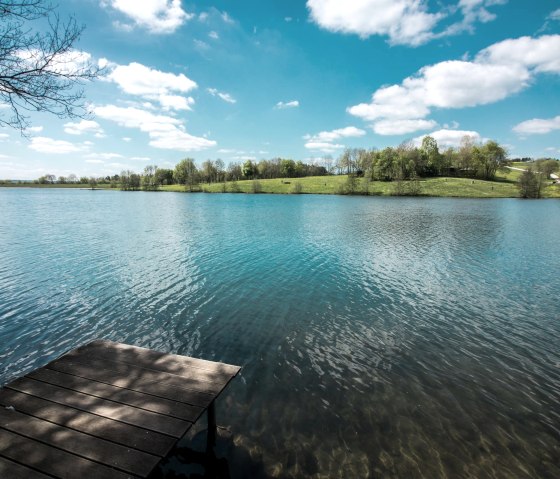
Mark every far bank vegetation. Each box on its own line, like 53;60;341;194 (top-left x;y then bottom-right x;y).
14;136;560;198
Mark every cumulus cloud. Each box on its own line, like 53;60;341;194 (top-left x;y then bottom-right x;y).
372;119;437;135
476;35;560;73
304;126;366;152
275;100;299;109
64;120;105;137
95;105;216;152
208;31;219;39
101;0;193;34
412;129;481;148
29;137;89;154
207;88;236;104
307;0;443;46
106;62;197;111
513;116;560;135
306;0;506;46
348;35;560;135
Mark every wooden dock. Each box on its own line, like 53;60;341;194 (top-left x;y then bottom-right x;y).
0;339;241;478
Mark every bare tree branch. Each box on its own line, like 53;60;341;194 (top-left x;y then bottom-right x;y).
0;0;100;134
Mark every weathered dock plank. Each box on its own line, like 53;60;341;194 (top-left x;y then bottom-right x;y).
0;406;159;476
46;357;216;408
0;340;241;478
0;456;53;479
0;389;176;456
27;367;204;421
7;377;190;437
0;428;134;479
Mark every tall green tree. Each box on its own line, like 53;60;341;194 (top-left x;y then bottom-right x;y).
142;165;159;191
242;160;256;179
518;168;543;198
174;158;199;191
477;140;506;180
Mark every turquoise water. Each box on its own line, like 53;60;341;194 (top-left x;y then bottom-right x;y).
0;188;559;478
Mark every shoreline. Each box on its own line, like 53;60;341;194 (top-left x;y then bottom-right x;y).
2;171;559;199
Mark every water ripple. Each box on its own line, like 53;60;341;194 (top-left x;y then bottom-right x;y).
1;190;559;478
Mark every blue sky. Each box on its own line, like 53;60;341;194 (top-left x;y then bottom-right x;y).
1;0;559;179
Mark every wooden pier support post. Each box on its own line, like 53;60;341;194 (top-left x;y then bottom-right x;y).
206;401;217;455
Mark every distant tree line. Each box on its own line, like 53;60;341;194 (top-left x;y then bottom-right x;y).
30;136;559;196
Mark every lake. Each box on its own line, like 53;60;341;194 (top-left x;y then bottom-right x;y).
0;188;559;478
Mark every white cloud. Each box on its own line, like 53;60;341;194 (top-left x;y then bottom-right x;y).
157;94;195;111
221;12;234;24
207;88;236;104
85;159;105;164
348;35;560;135
122;137;132;142
307;0;443;46
476;35;560;74
85;152;123;160
304;126;366;152
548;8;560;21
17;49;93;75
304;141;345;153
276;100;299;109
102;0;193;34
208;31;219;39
64;120;105;137
305;126;366;142
27;126;44;133
130;156;152;161
412;129;481;148
442;0;508;36
149;128;216;151
306;0;506;46
373;119;437;135
513;116;560;135
29;137;88;154
106;62;197;111
194;39;210;50
95;105;216;152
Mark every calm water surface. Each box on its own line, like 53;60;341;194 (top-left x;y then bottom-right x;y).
0;189;559;478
